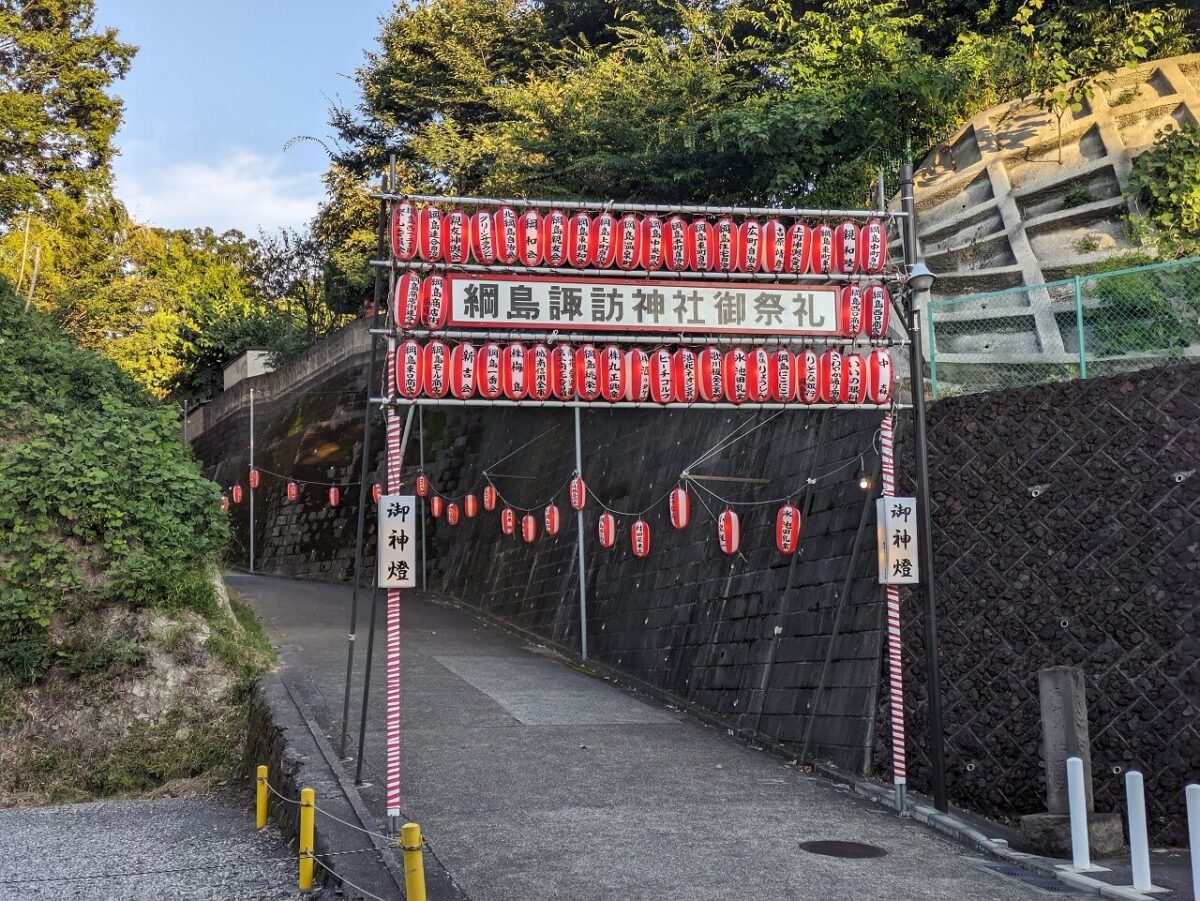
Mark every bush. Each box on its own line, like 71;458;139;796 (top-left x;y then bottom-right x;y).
1128;124;1200;258
0;278;229;678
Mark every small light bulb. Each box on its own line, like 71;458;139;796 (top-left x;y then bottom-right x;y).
857;472;872;490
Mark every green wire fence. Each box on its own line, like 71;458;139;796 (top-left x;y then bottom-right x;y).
927;257;1200;399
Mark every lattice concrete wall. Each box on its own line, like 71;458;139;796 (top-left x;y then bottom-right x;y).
914;53;1200;367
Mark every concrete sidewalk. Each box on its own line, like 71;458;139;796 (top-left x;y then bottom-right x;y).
231;573;1053;901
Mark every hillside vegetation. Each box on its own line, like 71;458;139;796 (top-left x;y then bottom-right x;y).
0;279;273;802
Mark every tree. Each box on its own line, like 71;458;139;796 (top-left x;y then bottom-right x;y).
1128;123;1200;258
0;0;136;222
253;227;350;346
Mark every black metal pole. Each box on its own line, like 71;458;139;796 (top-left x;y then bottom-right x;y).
899;162;948;813
337;175;389;759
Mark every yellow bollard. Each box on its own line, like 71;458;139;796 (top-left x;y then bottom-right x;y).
298;787;315;891
401;822;427;901
255;765;268;830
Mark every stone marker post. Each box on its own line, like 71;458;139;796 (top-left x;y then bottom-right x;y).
1019;666;1123;857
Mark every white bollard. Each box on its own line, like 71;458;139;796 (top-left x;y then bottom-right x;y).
1067;756;1091;870
1124;771;1151;890
1187;784;1200;901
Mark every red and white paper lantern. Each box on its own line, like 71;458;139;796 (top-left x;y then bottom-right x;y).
771;348;795;402
844;352;866;404
797;348;822;404
464;493;479;518
858;217;887;274
516;209;543;266
393;272;422;331
417;206;443;262
541;209;569;267
865;283;891;339
471;210;497;264
598;511;616;548
551;344;576;400
221;494;230;512
249;468;260;490
625;349;650;402
566;212;592;268
631;519;651;558
501;507;516;535
450;343;477;399
396;339;424;399
447;502;460;526
501;342;528;400
717;508;740;555
328;486;341;508
521;512;538;543
747;346;772;403
810;223;834;275
738;219;763;273
784;222;810;274
287;480;299;503
689;219;714;272
416;474;430;497
776;503;801;554
697;347;724;402
424;340;450;398
723;347;750;404
641;216;665;270
231;485;243;505
544;503;560;536
820;349;845;404
483;484;497;511
443;209;471;265
672;348;698;403
591;212;618;269
477;342;504;399
650;348;673;404
670;485;690;529
528;344;552;401
493;206;520;265
575;344;601;401
615;214;642;271
761;219;787;273
391;200;417;261
430;495;444;518
600;344;626;402
867;349;893;405
421;274;448;330
569;475;586;511
664;215;689;271
833;219;859;274
841;284;865;339
713;216;738;273
373;483;382;504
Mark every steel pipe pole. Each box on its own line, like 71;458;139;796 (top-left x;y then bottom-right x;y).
900;161;948;814
248;388;255;574
573;408;588;660
368;327;900;348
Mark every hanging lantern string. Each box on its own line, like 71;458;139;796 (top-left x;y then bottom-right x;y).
484;473;576;513
247;466;365;490
582;479;678;520
682;409;787;475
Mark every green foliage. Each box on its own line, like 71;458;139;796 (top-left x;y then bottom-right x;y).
0;280;229;678
1062;186;1099;208
1083;261;1200;355
1128;124;1200;258
0;0;136;221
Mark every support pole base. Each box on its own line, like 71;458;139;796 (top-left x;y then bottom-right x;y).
1019;812;1123;858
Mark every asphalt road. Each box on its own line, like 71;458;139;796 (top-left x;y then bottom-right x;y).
231;572;1051;901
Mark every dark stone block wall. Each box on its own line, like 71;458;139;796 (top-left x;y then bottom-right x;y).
875;362;1199;845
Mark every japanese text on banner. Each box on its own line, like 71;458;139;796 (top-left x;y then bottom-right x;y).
877;497;919;584
378;494;417;587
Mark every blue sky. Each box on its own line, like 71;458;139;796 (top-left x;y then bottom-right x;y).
97;0;391;235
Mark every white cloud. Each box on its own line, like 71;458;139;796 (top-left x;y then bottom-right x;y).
115;149;325;234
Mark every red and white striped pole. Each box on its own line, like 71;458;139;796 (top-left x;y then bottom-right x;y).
880;411;908;811
384;338;404;836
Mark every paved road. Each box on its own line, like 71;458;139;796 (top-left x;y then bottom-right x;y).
231;573;1048;901
0;787;303;900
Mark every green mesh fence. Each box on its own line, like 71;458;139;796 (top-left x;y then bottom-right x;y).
927;257;1200;399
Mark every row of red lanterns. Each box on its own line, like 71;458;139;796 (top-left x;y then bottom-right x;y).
392;202;889;276
222;477;387;511
417;477;802;556
393;272;891;337
395;341;894;405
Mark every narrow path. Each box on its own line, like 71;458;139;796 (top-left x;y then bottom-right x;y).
0;786;301;900
232;573;1048;901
